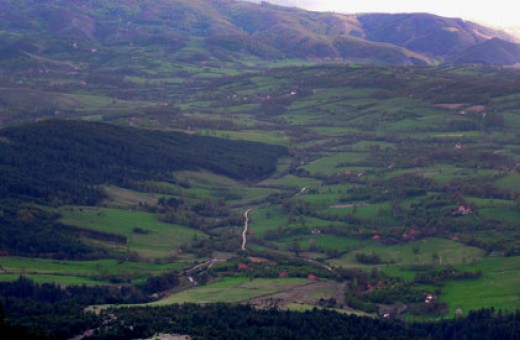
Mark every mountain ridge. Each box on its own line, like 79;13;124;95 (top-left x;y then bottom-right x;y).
0;0;518;67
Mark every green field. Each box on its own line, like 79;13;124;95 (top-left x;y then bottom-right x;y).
441;257;520;313
59;208;207;258
149;277;308;305
0;257;189;285
329;238;486;269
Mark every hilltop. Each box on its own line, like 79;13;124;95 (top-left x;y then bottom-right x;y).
0;0;518;67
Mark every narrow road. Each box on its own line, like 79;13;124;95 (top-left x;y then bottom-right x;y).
241;209;253;252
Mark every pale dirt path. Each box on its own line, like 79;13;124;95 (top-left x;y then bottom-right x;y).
241;208;253;251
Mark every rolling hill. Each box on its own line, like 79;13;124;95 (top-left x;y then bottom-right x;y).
0;0;518;67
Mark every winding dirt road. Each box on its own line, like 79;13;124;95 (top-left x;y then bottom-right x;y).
240;187;306;252
241;208;253;252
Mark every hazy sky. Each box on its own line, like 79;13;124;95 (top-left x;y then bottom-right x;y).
301;0;519;28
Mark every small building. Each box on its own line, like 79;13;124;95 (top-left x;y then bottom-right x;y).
311;228;321;235
454;205;472;215
425;293;435;304
307;273;319;281
409;228;420;236
372;234;381;241
237;263;251;271
279;271;289;278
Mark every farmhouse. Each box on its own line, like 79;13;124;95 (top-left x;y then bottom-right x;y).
279;271;289;278
454;205;472;215
307;273;319;281
237;263;252;271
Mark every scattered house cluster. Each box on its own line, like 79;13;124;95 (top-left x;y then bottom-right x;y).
366;281;385;293
453;205;473;216
343;169;365;178
402;228;420;241
425;293;436;304
310;228;321;235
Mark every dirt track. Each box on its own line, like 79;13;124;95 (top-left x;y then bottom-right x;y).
241;209;253;251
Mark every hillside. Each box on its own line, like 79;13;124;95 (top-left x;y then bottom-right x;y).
0;0;517;68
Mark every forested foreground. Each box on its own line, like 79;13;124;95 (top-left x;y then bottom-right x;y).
1;276;518;340
90;304;520;339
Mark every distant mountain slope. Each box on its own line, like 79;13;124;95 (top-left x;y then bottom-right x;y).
357;13;515;58
0;0;518;66
448;38;520;65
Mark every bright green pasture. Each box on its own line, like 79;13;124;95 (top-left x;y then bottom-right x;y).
302;152;369;176
259;175;322;189
328;238;485;269
0;257;187;284
441;256;520;313
59;208;206;258
277;234;367;252
149;277;307;305
248;206;290;237
248;206;343;238
0;273;105;286
496;174;520;192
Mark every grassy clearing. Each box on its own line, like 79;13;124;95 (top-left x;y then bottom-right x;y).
172;170;279;205
149;277;308;305
303;152;369;176
0;273;106;286
59;208;206;258
259;175;322;189
277;234;367;252
328;238;485;269
286;303;374;316
0;257;188;284
441;256;520;313
496;174;520;191
248;206;289;237
102;185;160;208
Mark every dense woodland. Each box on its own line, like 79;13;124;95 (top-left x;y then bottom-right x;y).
1;276;519;339
95;304;520;339
0;120;287;205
